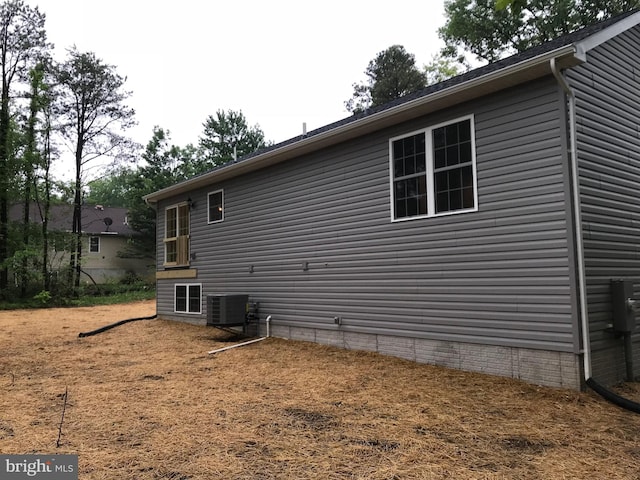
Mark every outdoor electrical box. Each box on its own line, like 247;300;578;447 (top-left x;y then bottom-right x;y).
611;279;637;333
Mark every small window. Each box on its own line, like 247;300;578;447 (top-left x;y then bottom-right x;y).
390;115;477;220
89;236;100;253
208;190;224;223
175;284;201;314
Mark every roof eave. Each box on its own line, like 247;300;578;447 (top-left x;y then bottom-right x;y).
574;10;640;61
144;45;579;204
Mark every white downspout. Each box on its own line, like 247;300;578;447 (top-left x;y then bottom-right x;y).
550;57;592;381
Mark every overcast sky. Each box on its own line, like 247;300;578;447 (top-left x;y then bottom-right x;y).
26;0;447;177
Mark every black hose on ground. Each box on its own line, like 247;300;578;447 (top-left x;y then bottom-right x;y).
586;377;640;414
78;314;157;338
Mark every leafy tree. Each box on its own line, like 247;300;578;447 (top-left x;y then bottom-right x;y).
197;109;266;171
126;127;194;252
497;0;639;10
32;62;56;292
423;53;464;85
345;45;427;114
0;0;49;291
55;47;136;288
16;62;47;295
86;169;133;208
495;0;528;8
439;0;640;64
141;127;197;181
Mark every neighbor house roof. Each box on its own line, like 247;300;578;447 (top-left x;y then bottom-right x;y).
9;203;138;236
144;9;640;204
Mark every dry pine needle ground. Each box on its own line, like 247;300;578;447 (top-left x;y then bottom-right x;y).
1;301;640;479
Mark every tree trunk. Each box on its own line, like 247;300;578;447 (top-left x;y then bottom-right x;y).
42;127;51;292
21;80;38;297
71;135;83;290
0;80;11;292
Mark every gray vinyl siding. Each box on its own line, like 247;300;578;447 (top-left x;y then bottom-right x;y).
156;77;577;353
568;25;640;383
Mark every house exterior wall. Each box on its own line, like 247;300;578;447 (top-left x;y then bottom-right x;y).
568;25;640;384
82;235;152;283
155;77;582;388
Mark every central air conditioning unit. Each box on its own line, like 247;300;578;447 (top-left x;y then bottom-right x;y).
206;294;248;327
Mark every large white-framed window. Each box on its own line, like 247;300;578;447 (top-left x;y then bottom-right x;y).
164;203;190;266
208;189;224;224
174;283;201;314
390;115;478;221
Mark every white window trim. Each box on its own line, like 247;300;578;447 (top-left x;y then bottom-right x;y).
89;236;100;253
207;189;224;224
389;114;478;222
174;283;202;314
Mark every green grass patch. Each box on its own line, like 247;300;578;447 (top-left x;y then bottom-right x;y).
65;287;156;307
0;282;156;310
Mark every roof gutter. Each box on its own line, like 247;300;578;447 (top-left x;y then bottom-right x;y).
144;45;578;204
550;57;592;382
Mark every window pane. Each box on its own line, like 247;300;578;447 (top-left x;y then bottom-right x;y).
407;177;418;197
393;140;403;160
394;158;404;177
178;205;189;236
450;189;462;210
166;241;177;263
404;136;415;156
459;119;471;142
90;237;99;252
209;191;223;222
416;152;426;172
407;197;418;217
446;145;459;166
418;176;427;215
405;157;415;175
166;207;177;238
446;124;458;144
188;285;201;313
433;127;445;148
436;192;449;213
449;169;462;189
175;285;187;312
394;175;426;219
393;133;426;177
416;133;425;154
463;187;474;208
462;165;473;188
435;171;448;192
459;141;472;164
435;165;475;214
434;148;445;169
393;133;425;181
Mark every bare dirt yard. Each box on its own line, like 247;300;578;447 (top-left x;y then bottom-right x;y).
1;301;640;479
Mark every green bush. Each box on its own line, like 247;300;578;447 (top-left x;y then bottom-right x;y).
33;290;52;305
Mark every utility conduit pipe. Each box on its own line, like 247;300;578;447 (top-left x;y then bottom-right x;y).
208;315;271;355
78;314;157;338
551;58;640;414
550;57;591;382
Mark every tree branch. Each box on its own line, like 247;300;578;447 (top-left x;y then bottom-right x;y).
56;386;68;448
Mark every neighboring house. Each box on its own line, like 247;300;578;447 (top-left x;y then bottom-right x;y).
10;203;152;283
144;11;640;390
